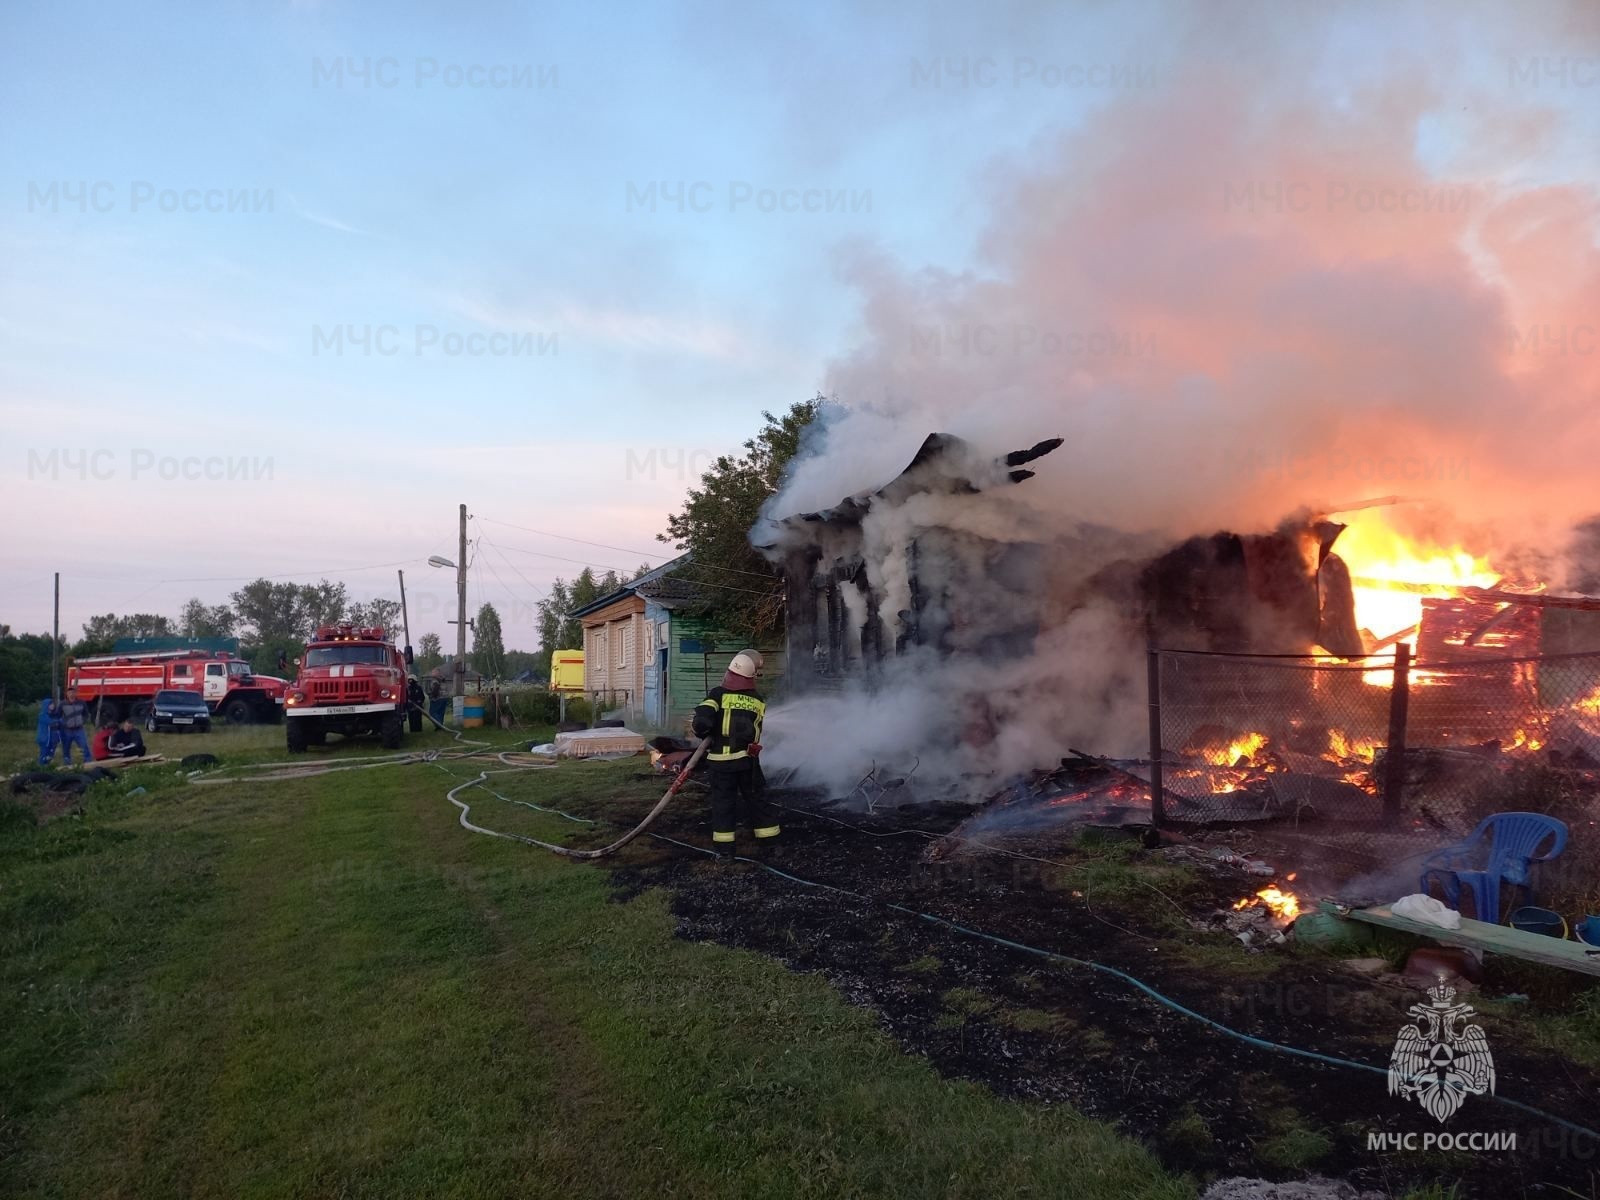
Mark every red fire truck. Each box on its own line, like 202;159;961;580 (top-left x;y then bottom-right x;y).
284;623;410;752
66;649;289;725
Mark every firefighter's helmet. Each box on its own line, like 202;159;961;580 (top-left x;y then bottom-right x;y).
728;649;764;679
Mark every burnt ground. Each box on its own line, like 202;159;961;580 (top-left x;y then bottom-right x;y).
604;785;1600;1199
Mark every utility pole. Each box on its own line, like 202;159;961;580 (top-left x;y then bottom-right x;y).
397;568;413;664
455;503;468;698
51;573;60;702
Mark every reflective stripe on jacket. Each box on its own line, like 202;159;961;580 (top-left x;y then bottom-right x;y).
691;686;765;762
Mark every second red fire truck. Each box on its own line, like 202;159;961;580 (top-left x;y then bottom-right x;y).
284;623;411;752
66;648;288;725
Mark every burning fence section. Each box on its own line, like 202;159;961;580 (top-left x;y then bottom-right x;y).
1149;641;1600;881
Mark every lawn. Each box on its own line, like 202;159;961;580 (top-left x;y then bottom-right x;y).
0;724;1191;1199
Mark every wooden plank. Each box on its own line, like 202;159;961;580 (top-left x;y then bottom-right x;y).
1321;901;1600;977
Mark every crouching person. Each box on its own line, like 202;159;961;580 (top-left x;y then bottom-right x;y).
691;649;778;855
107;718;146;759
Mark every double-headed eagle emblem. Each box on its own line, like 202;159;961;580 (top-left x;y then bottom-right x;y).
1388;982;1496;1123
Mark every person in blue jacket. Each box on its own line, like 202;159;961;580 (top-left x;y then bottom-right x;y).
36;699;62;766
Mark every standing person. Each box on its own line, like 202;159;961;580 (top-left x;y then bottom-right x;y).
107;718;147;759
58;687;93;766
425;669;448;729
35;699;61;766
691;649;778;854
406;675;425;732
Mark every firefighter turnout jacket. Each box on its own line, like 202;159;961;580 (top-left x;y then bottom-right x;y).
692;686;765;764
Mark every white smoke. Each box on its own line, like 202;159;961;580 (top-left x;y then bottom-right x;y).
756;0;1600;801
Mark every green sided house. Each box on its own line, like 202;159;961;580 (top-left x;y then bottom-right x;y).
569;555;785;732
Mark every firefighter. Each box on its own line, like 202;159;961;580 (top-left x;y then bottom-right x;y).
691;648;778;853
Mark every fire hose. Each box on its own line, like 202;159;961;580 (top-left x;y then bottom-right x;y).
446;738;709;860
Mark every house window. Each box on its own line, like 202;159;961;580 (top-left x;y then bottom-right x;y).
593;628;607;681
614;617;629;669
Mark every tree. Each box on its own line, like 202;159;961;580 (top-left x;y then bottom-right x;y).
347;597;402;634
0;629;63;704
661;396;825;638
535;579;570;668
298;580;349;630
473;603;506;679
231;579;308;644
180;598;237;639
415;633;443;674
75;613;177;655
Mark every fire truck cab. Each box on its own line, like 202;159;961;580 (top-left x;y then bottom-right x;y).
67;649;287;726
285;624;410;752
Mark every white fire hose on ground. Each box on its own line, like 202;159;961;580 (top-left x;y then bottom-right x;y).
446;738;710;859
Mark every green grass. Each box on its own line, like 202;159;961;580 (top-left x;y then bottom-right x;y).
0;727;1191;1199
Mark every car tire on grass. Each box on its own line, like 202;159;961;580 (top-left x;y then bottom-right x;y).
145;715;158;734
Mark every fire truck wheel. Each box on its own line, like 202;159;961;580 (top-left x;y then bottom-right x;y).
286;721;309;754
131;702;152;723
380;712;403;750
223;699;253;726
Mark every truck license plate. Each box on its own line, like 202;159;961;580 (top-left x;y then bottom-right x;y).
324;705;356;714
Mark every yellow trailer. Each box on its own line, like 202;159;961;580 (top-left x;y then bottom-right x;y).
549;650;585;692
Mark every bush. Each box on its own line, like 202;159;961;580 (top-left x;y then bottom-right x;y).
3;703;39;731
497;691;592;727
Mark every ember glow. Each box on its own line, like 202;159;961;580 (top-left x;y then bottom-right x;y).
1325;729;1379;763
1233;886;1303;923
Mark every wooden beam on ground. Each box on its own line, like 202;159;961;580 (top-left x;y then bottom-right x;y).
1322;901;1600;977
78;754;166;768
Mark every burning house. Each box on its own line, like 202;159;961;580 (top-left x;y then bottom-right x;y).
759;430;1376;694
755;424;1600;897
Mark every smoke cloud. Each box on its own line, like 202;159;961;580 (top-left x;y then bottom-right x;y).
758;2;1600;800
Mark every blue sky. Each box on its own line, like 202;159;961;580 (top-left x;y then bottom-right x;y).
2;0;1595;647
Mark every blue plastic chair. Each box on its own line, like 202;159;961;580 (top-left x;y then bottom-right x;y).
1419;812;1567;924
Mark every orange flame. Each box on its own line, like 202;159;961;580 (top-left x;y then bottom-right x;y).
1325;728;1380;763
1233;886;1302;922
1332;510;1499;648
1202;731;1267;766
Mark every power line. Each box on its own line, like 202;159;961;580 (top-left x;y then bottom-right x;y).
476;516;666;562
477;514;778;580
487;539;777;598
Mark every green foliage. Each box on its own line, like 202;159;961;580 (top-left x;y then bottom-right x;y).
535;567;622;671
473;604;506;678
347;597;402;634
415;633;443;674
0;631;63;703
75;613;175;656
660;396;825;639
179;598;237;639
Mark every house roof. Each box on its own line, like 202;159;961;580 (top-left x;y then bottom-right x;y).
568;554;698;620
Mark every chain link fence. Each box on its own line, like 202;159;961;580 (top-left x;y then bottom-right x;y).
1148;646;1600;903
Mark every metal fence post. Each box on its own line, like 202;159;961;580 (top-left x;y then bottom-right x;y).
1383;642;1412;820
1147;646;1166;827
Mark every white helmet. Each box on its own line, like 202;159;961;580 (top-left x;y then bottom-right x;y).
728;648;764;679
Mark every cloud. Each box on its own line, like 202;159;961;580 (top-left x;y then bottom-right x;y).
286;193;375;237
447;293;768;362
